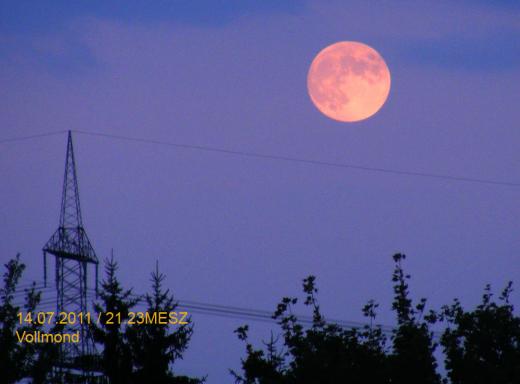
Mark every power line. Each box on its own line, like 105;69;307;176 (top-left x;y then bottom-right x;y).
12;284;369;328
1;129;518;187
12;284;403;336
14;286;445;339
0;130;67;144
72;130;520;188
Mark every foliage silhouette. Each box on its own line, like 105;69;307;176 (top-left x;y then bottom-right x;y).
232;274;389;383
0;255;59;383
439;282;520;384
91;254;139;384
388;253;440;384
232;253;520;384
2;252;519;383
127;261;203;384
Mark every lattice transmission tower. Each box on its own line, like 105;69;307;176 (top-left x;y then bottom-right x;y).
43;130;100;380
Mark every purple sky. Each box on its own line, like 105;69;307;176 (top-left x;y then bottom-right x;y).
1;1;520;381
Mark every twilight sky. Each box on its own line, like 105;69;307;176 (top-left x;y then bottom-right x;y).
1;1;520;381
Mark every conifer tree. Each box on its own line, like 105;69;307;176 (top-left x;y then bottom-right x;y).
128;262;202;384
91;254;139;384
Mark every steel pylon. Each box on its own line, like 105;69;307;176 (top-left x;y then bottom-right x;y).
43;130;100;381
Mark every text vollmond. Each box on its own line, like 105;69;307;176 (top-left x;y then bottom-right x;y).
16;330;80;343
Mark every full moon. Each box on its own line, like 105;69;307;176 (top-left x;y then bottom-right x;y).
307;41;391;122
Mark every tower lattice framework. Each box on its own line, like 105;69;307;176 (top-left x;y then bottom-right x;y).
43;130;99;377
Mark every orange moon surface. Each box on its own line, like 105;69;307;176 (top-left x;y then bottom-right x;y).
307;41;391;122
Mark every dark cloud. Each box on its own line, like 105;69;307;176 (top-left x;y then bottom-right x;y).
0;0;306;34
400;31;520;72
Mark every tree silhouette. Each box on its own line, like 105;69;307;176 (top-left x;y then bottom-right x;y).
28;323;63;384
3;251;519;383
232;275;389;383
232;254;445;384
0;255;28;383
0;255;57;383
388;253;440;384
440;282;520;384
127;262;202;384
91;254;139;384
